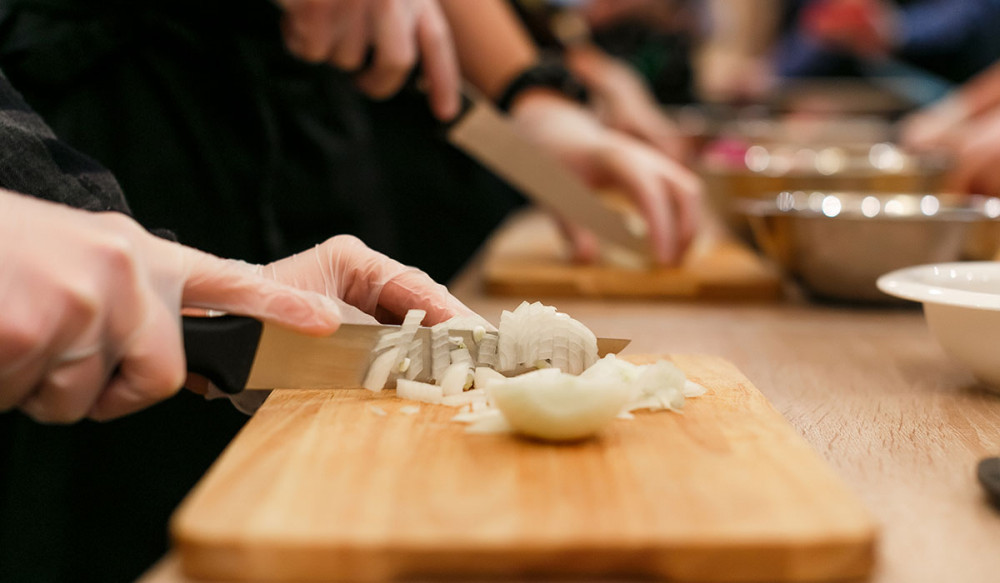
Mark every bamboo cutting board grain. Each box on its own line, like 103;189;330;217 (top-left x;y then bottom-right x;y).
481;210;782;300
171;354;876;582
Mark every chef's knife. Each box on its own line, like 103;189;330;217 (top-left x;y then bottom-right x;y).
442;90;650;258
182;315;631;394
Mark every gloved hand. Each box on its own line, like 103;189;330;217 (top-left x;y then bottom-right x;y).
0;190;343;424
257;234;479;326
276;0;460;120
566;46;691;163
509;92;703;266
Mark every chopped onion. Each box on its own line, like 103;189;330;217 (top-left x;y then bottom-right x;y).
399;405;421;415
496;301;597;375
461;410;511;434
439;362;473;396
395;379;443;404
363;347;400;392
473;366;505;392
367;404;388;416
487;368;631;441
441;388;488;407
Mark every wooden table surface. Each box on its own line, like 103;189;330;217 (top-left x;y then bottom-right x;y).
142;256;1000;583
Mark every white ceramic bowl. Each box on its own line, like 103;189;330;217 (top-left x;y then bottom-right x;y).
878;262;1000;391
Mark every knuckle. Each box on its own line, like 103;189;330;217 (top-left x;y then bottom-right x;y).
0;317;42;363
328;233;366;249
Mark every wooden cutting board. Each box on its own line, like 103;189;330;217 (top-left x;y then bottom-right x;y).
481;209;782;300
171;354;876;582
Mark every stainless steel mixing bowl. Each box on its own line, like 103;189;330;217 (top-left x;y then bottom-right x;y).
738;191;1000;302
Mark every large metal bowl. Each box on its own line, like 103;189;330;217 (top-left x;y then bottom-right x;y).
699;138;951;239
739;191;1000;302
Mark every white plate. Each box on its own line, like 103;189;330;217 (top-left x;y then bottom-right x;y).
877;262;1000;310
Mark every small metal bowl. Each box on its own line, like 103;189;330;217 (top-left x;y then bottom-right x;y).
738;191;1000;302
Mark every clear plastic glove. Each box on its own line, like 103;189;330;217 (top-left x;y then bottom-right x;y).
566;46;690;163
897;96;968;153
0;190;344;424
257;234;479;326
509;91;703;266
276;0;460;120
203;235;480;414
928;107;1000;196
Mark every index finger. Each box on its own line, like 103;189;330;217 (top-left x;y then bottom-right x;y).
415;0;460;121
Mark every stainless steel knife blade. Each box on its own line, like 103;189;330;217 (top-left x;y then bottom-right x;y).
446;96;650;257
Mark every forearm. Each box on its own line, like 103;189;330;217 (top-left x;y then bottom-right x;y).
438;0;538;100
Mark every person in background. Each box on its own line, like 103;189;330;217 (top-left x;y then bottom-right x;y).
512;0;698;162
0;1;701;580
776;0;1000;85
899;59;1000;196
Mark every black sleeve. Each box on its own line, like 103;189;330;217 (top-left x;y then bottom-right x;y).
0;67;130;213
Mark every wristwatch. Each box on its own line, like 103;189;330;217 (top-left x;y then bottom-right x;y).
496;55;590;112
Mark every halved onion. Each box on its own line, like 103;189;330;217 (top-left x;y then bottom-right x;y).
487;368;631;441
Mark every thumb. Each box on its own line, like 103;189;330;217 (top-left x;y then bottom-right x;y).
177;245;342;335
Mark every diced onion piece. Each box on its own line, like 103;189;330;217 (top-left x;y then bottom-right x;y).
430;323;451;383
363;347;400;392
440;314;496;333
440;362;473;396
367;404;388;416
462;410;512;434
450;347;473;366
476;331;499;369
488;368;631;441
404;334;430;381
473;366;506;392
441;388;488;407
684;380;708;397
399;405;421;415
395;379;443;404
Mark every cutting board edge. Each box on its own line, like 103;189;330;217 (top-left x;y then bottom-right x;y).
174;532;877;583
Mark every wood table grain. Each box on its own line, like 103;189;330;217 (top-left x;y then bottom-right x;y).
141;259;1000;583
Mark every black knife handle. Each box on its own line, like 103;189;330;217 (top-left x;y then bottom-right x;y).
979;457;1000;510
182;315;264;395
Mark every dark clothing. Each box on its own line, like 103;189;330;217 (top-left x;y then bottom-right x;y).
0;68;250;583
777;0;1000;84
0;0;394;262
0;68;128;212
0;2;522;582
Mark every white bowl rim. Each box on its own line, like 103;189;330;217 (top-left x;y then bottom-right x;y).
877;262;1000;310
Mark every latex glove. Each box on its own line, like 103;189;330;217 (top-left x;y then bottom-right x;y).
509;91;703;266
0;190;343;424
202;235;481;415
566;46;691;163
898;96;968;152
931;107;1000;196
257;234;480;326
277;0;460;120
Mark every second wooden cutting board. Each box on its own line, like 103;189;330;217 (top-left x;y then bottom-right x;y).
171;354;875;582
481;209;782;300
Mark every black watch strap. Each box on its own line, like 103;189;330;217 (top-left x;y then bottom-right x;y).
496;55;589;113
